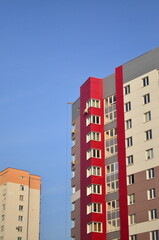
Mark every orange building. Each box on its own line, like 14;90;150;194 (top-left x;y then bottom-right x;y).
0;168;41;240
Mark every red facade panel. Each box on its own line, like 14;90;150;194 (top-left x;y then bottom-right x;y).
80;77;106;240
115;66;129;240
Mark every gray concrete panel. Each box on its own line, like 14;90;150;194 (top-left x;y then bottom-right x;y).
123;47;159;83
72;98;80;123
103;74;116;98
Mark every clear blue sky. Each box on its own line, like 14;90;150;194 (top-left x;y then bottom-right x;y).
0;0;158;239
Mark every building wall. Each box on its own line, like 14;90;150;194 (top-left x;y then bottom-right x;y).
71;47;159;240
0;168;41;240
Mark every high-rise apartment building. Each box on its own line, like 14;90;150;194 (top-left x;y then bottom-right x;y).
0;168;41;240
71;47;159;240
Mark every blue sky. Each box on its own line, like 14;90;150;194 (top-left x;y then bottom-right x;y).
0;0;159;239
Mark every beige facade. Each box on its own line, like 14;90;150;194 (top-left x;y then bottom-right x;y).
0;168;41;240
124;69;159;239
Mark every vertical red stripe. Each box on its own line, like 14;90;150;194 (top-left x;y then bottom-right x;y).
115;66;129;240
80;77;106;240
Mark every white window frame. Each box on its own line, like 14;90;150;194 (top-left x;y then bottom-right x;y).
149;209;157;220
86;132;101;142
87;166;101;177
147;168;154;179
144;111;151;122
86;99;100;109
107;218;120;232
128;174;134;185
150;230;158;240
106;162;118;174
107;200;119;211
125;119;132;129
147;188;156;200
86;115;101;126
124;85;130;95
72;185;76;194
130;235;137;240
143;76;149;87
129;214;136;225
105;95;116;106
87;184;102;195
107;180;119;194
106;128;117;139
126;137;133;147
128;194;135;205
145;129;152;141
87;149;101;160
127;155;134;165
143;93;150;104
87;222;102;233
146;148;153;160
125;102;131;112
87;203;102;214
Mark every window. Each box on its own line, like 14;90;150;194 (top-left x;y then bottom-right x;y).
87;166;101;177
20;185;25;191
106;162;118;174
2;205;5;211
17;238;23;240
87;132;101;142
144;111;151;122
147;188;156;200
87;149;101;160
18;216;23;221
17;226;22;232
107;200;119;211
129;214;136;225
87;222;102;233
107;181;119;194
146;148;153;160
19;195;24;201
143;76;149;87
105;95;116;106
124;85;130;95
130;235;137;240
150;230;158;240
128;194;135;205
72;202;75;211
149;209;157;220
87;99;100;108
19;205;24;211
1;215;4;221
87;184;102;195
143;93;150;104
72;138;75;146
72;186;76;194
107;218;120;232
72;219;75;228
72;170;75;178
145;129;152;140
1;225;4;232
87;203;102;214
147;168;154;179
127;155;134;165
126;119;132;129
106;143;118;158
125;102;131;112
86;115;100;126
106;128;117;139
126;137;133;147
128;174;134;185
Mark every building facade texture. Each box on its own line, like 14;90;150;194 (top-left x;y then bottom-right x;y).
71;47;159;240
0;168;41;240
